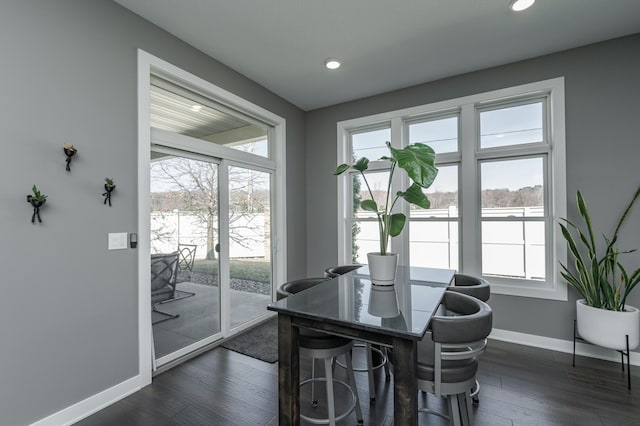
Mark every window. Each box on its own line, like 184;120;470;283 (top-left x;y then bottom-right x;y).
337;78;566;300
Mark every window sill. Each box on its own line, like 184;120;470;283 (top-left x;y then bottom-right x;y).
488;278;568;301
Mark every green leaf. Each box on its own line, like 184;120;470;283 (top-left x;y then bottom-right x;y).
387;213;406;237
389;142;438;188
353;157;369;172
398;183;431;209
334;163;350;175
360;199;378;212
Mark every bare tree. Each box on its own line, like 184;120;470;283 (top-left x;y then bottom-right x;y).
151;156;268;259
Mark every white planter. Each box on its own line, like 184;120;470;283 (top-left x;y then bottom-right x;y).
576;299;640;350
367;252;398;286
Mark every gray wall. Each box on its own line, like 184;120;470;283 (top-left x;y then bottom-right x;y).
0;1;305;425
305;34;640;344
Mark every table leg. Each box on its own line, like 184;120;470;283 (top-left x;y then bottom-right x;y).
393;337;418;426
278;314;300;425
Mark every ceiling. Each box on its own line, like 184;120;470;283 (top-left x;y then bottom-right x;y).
114;0;640;111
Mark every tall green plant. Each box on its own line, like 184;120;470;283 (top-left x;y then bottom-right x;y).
334;141;438;255
559;185;640;311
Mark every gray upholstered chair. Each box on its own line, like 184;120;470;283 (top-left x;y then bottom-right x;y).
413;291;492;425
151;252;180;324
447;273;490;302
324;264;389;403
277;278;363;425
446;273;491;403
323;264;362;278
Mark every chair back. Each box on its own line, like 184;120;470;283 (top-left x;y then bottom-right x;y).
151;252;179;291
177;244;197;272
324;264;362;278
276;277;329;300
446;273;491;302
430;291;492;345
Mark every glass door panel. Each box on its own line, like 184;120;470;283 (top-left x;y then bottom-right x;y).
150;152;221;361
228;166;273;329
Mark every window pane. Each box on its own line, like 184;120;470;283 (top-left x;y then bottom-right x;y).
480;102;543;148
408;116;458;154
353;221;380;264
352;128;391;161
410;165;458;218
409;221;459;270
228;167;272;328
482;221;545;280
481;158;544;217
352;171;390;219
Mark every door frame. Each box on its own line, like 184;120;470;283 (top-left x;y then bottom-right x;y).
137;50;287;384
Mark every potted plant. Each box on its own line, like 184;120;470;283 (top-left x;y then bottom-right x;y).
559;185;640;350
27;184;47;223
335;141;438;285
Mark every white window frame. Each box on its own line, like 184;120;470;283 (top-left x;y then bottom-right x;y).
337;77;566;301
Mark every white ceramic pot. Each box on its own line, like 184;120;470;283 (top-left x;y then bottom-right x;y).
367;252;398;286
576;299;640;350
368;285;400;318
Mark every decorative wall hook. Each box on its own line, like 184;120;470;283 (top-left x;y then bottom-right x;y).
27;185;47;223
63;143;77;172
103;177;115;207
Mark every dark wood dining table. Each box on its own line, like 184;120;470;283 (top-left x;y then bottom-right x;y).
267;266;455;425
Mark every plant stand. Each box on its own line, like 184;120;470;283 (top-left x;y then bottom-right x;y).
573;319;631;390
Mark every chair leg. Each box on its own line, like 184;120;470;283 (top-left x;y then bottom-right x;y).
449;394;462;426
311;358;318;407
344;351;364;424
151;304;179;325
324;358;336;426
365;343;376;403
464;390;474;426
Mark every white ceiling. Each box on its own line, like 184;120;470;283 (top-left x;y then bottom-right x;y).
115;0;640;111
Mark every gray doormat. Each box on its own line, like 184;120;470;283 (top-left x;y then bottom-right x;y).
221;318;278;363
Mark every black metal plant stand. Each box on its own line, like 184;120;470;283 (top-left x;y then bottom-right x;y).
103;184;115;206
573;319;631;390
63;147;76;172
27;196;45;223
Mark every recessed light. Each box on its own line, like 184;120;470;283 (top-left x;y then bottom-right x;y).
325;58;341;70
191;104;203;112
509;0;535;12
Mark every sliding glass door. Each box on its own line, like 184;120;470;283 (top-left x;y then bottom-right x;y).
150;152;222;361
149;76;276;367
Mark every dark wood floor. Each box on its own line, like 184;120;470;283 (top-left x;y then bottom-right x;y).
78;340;640;425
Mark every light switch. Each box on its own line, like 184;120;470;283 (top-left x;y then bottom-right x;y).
108;232;128;250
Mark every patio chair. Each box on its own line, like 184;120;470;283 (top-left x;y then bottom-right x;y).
177;243;197;283
151;252;180;324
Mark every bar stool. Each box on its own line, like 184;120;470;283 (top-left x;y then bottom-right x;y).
324;264;390;403
277;278;364;425
446;273;491;404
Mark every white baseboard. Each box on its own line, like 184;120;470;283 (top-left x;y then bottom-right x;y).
30;375;141;426
490;328;640;366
